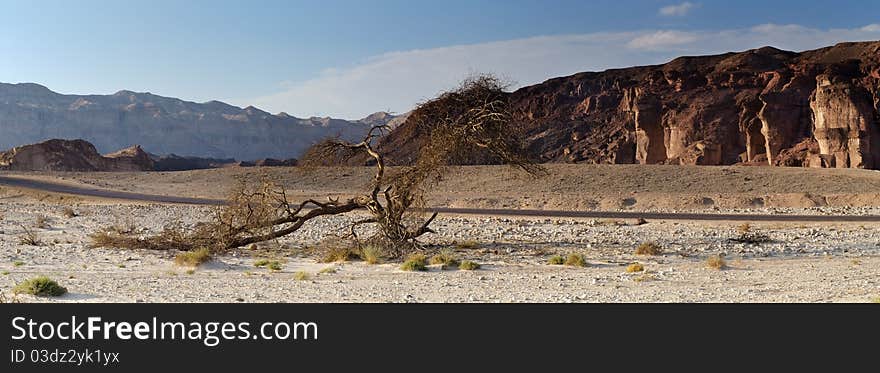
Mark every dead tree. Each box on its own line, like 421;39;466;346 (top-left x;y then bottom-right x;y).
99;74;543;258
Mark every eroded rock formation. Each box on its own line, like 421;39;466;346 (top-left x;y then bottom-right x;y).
379;41;880;170
0;139;154;171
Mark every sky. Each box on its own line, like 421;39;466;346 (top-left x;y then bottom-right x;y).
0;0;878;119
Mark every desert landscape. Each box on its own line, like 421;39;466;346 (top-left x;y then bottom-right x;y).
1;164;878;303
1;35;879;304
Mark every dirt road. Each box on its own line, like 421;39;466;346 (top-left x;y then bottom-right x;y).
4;174;880;222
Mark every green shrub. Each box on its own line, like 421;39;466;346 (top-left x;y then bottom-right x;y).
547;255;565;265
254;259;272;267
13;276;67;297
174;248;212;267
430;249;459;267
400;254;428;272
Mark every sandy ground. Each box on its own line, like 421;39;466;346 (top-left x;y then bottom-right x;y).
6;164;880;210
1;165;879;303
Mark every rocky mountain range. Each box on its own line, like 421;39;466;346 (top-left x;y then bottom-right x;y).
379;40;880;170
0;83;402;160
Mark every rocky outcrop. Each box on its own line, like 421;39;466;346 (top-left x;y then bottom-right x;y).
0;139;154;171
0;84;401;160
150;154;236;171
809;74;879;168
379;41;880;170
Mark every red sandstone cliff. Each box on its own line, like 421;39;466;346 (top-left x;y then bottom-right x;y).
380;41;880;169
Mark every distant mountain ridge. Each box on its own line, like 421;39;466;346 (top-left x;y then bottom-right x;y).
0;83;401;160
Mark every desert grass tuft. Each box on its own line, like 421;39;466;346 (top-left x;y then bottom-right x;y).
458;260;481;270
320;246;360;263
174;248;212;267
13;261;25;267
254;259;283;271
547;255;565;265
635;241;663;256
707;254;727;270
626;263;645;273
294;271;310;281
13;276;67;297
564;253;588;267
360;245;383;265
318;266;336;274
430;249;459;267
400;254;428;272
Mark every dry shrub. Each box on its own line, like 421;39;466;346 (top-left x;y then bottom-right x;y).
294;271;310;281
626;263;645;273
458;261;481;270
62;207;78;218
733;223;771;244
18;225;41;246
35;215;50;229
89;223;208;251
707;255;727;270
360;245;384;265
635;242;663;256
320;248;357;263
564;253;588;267
0;290;21;304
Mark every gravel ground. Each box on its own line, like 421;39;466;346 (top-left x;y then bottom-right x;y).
1;202;878;303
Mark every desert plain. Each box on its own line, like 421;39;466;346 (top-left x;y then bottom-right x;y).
1;164;879;303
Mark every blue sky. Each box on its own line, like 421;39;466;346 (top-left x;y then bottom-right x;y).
0;0;878;118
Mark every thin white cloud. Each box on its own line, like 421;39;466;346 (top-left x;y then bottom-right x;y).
862;24;880;32
627;31;699;50
659;2;697;17
238;24;880;119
